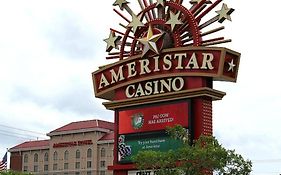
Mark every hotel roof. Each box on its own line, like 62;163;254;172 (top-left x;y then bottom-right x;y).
97;132;114;144
47;119;114;136
9;140;49;152
99;132;114;141
9;119;115;152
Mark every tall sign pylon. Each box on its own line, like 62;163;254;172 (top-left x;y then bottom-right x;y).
92;0;239;174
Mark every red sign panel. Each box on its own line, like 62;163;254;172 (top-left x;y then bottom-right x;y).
118;101;189;134
92;47;240;100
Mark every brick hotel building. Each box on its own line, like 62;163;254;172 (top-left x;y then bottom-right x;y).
9;119;114;175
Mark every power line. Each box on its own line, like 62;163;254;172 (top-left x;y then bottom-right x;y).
0;129;48;140
0;124;46;136
0;131;39;141
0;124;49;142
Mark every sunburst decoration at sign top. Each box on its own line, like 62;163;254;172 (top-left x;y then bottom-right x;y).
103;0;235;60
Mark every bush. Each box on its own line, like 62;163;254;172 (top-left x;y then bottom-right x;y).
133;125;252;175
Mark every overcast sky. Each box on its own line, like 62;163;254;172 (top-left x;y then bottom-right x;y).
0;0;281;174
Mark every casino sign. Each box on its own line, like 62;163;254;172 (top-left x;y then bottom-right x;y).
93;46;239;101
91;0;239;174
92;0;239;107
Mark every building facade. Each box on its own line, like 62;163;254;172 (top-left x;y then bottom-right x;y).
9;119;114;175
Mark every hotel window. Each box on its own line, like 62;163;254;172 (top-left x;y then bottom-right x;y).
24;154;28;163
53;163;58;170
64;163;68;170
23;166;28;172
100;148;106;157
34;153;38;163
87;171;91;175
87;161;92;168
44;165;48;171
75;172;80;175
44;152;48;162
100;170;105;175
100;161;105;168
64;150;69;160
110;149;113;157
34;165;38;172
87;148;92;158
75;162;80;169
53;151;58;161
76;149;80;159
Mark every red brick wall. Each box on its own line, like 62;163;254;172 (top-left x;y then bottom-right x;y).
10;152;22;172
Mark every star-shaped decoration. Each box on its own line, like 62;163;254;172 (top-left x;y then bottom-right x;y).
113;0;129;10
227;59;236;72
190;0;211;4
128;13;145;34
138;25;163;57
216;3;235;23
156;0;165;7
165;11;183;31
103;31;121;52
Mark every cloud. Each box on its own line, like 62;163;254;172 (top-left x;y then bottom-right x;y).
43;12;98;59
0;87;113;135
0;1;114;158
1;0;281;174
213;81;281;174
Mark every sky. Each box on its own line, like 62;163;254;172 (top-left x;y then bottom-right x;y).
0;0;281;174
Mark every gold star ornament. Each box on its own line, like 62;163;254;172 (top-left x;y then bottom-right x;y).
138;26;163;57
216;3;235;23
113;0;129;10
128;13;145;34
227;59;236;72
103;31;121;52
156;0;165;7
165;11;183;31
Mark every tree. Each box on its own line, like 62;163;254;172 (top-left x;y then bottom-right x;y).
0;170;32;175
133;125;252;175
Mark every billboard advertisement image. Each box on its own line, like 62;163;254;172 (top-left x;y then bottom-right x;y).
118;132;185;163
118;101;189;134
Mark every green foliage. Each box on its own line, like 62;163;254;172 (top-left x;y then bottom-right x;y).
133;125;252;175
0;170;32;175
